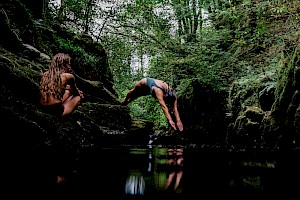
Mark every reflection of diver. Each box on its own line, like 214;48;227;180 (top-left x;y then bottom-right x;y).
165;147;184;191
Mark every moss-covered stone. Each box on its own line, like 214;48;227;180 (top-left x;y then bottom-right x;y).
230;106;265;149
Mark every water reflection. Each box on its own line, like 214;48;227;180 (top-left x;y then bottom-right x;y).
164;147;184;192
123;146;185;198
53;145;296;198
125;172;145;195
123;148;149;198
122;146;278;198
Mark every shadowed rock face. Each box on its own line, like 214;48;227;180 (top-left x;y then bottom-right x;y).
259;83;275;111
0;40;134;145
225;52;300;151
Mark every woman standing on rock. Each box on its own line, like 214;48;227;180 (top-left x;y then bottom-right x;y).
39;53;84;117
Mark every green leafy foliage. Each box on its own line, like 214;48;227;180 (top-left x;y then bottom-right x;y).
53;35;104;79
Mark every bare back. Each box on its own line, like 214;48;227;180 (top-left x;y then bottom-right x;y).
40;72;72;106
153;79;168;91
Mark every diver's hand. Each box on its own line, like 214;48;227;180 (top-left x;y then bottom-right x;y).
169;119;177;130
176;120;183;132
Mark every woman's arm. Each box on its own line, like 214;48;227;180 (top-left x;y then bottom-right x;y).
65;73;83;98
173;97;183;132
155;88;177;130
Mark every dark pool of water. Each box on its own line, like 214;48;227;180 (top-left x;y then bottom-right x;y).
49;145;300;199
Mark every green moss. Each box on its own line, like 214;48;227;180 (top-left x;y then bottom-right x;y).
272;45;300;120
229;71;275;120
244;106;265;122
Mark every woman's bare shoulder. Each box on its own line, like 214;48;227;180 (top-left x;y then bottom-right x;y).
61;72;75;79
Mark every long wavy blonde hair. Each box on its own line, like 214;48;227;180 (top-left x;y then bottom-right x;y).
40;53;71;103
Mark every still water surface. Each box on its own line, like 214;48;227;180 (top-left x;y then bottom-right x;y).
54;144;300;199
